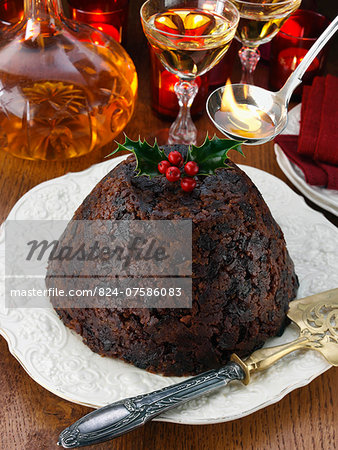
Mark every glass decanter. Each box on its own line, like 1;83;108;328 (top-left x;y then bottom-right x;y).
0;0;137;160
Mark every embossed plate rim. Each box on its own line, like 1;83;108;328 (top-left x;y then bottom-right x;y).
0;155;336;425
0;322;330;425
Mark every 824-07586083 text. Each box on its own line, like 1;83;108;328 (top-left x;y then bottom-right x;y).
10;286;183;298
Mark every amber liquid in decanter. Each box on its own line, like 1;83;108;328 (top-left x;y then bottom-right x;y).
0;1;137;161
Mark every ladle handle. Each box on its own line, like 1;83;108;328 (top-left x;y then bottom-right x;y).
278;15;338;105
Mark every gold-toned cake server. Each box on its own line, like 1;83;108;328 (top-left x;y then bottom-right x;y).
58;288;338;448
232;288;338;384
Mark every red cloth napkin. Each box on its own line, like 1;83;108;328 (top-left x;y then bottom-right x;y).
275;75;338;190
298;75;338;165
275;134;338;190
315;75;338;164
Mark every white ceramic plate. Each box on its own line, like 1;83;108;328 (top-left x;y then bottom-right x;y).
274;104;338;216
0;156;337;425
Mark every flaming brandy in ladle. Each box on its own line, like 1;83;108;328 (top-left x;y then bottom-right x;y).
207;15;338;145
215;80;275;139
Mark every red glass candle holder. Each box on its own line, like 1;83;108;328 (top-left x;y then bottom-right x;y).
150;46;209;120
208;40;238;87
67;0;129;43
269;10;330;92
0;0;23;27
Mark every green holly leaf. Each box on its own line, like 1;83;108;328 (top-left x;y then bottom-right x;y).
187;135;243;175
106;136;167;178
107;134;244;179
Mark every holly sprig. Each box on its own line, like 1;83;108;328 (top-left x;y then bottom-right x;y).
107;136;166;178
107;135;243;180
187;135;243;175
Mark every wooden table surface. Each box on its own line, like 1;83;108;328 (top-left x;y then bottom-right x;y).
0;2;337;449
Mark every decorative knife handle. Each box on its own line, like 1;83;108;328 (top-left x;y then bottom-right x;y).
58;362;245;448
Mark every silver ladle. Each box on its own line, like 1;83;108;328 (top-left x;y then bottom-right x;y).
207;15;338;145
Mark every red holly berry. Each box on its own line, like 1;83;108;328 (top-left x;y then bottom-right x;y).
168;151;183;167
181;177;197;192
166;166;181;182
158;160;170;174
184;161;199;176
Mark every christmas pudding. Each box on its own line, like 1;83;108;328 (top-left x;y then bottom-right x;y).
46;137;298;376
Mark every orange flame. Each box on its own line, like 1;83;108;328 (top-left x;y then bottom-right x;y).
220;79;261;133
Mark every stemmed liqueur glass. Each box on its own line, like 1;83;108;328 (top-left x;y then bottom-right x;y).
231;0;301;85
141;0;239;145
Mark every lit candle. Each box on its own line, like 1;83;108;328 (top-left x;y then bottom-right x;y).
90;22;120;42
149;47;209;118
69;0;129;43
159;70;180;112
269;10;329;92
277;48;320;80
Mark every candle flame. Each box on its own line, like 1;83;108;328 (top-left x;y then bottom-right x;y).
290;55;298;71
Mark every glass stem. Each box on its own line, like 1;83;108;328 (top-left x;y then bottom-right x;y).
238;46;260;85
168;79;198;145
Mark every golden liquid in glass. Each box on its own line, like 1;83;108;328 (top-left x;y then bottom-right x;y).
0;40;136;160
145;8;236;79
232;0;301;47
